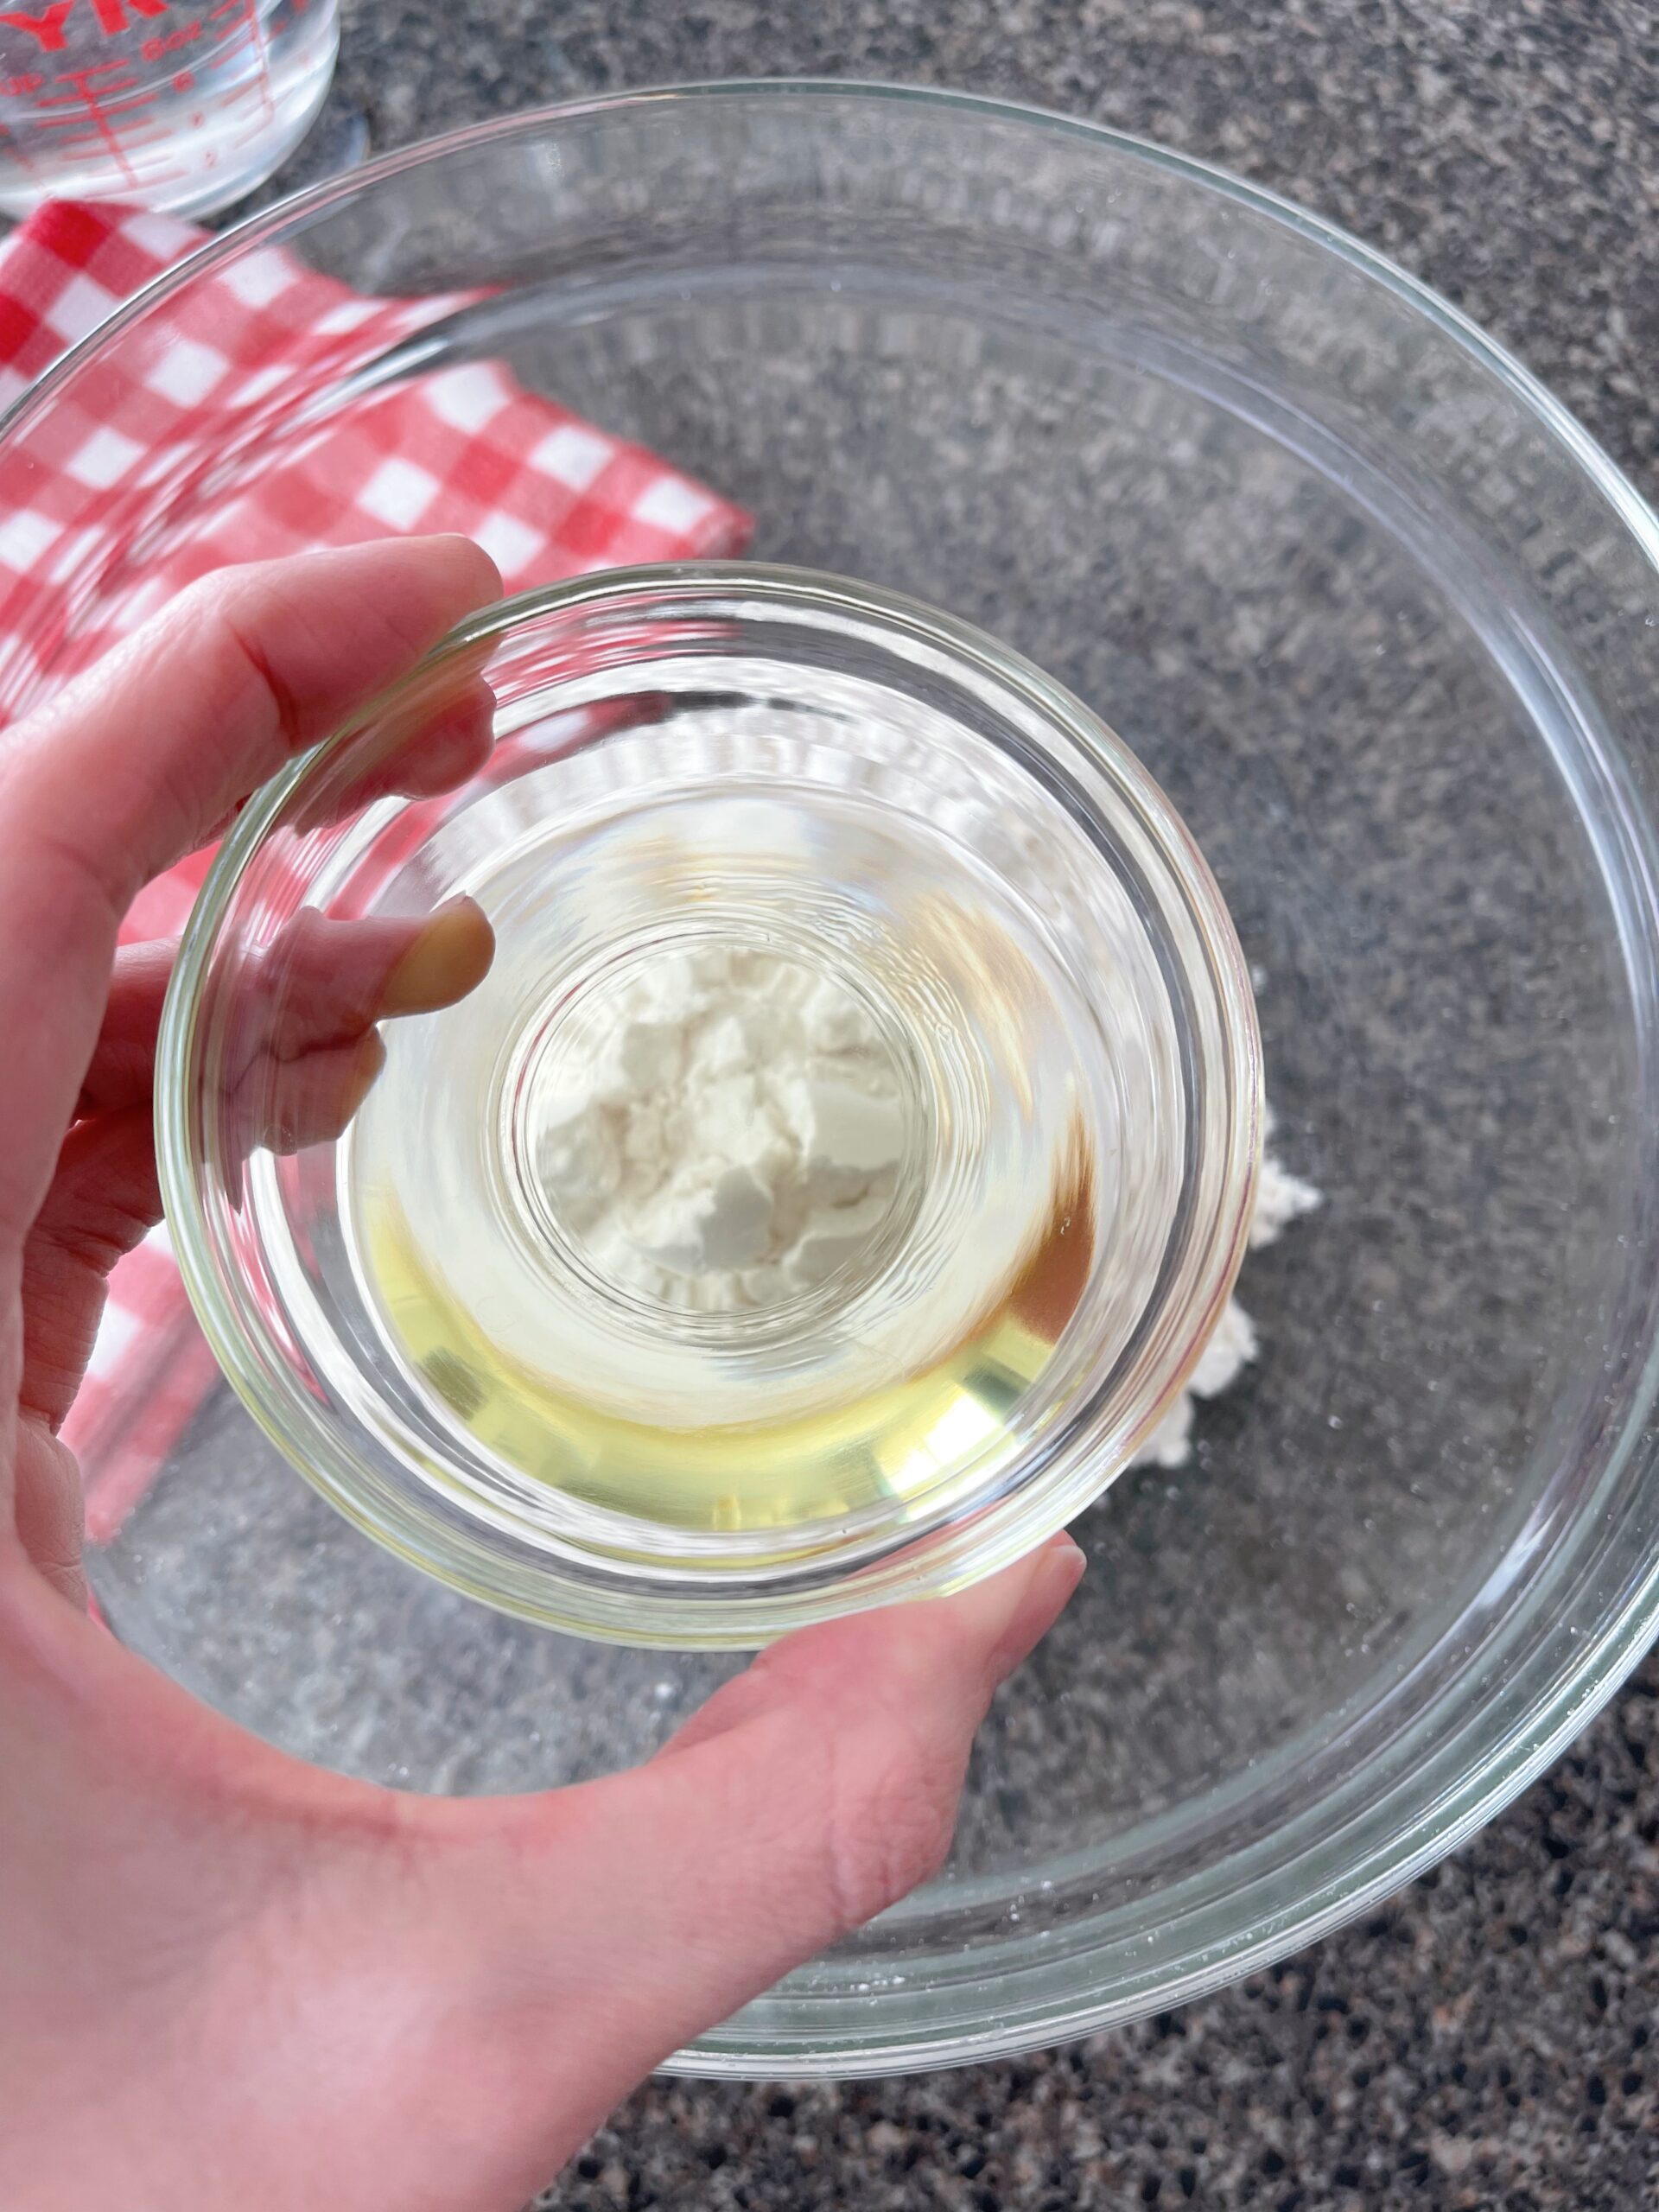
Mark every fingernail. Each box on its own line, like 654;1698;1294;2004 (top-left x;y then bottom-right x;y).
1035;1530;1088;1606
382;899;495;1015
433;532;505;600
925;1530;1084;1693
988;1532;1085;1685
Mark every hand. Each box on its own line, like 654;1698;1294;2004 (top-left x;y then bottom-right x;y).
0;538;1084;2212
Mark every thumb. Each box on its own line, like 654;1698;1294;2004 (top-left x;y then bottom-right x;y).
417;1535;1084;2164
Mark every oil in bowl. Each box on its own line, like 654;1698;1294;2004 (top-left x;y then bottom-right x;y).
343;765;1113;1549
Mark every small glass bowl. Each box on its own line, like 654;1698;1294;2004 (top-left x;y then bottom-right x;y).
157;563;1261;1647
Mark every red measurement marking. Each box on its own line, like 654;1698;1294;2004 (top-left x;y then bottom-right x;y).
143;20;201;60
92;0;168;28
0;4;75;57
38;80;161;114
33;129;173;156
47;49;135;76
0;70;45;93
37;78;140;99
207;0;271;118
35;63;148;180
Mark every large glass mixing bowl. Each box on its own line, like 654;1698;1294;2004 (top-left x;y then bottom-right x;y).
3;84;1658;2073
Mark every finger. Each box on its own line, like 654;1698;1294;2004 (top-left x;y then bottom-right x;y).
28;905;493;1437
189;670;497;849
3;535;500;914
81;903;494;1122
252;1034;386;1158
20;1108;159;1437
75;942;177;1120
296;662;498;829
230;901;495;1088
31;901;489;1428
10;1421;84;1611
359;672;496;801
0;535;500;1268
16;1045;385;1590
13;1102;169;1604
416;1535;1086;2161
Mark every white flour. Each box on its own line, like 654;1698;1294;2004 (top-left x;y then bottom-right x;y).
1132;1117;1321;1469
533;947;910;1314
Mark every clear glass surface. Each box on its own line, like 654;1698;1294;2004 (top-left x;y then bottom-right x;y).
1;85;1656;2071
156;569;1259;1647
0;0;337;218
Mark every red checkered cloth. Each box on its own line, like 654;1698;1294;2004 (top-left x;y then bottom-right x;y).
0;200;750;1546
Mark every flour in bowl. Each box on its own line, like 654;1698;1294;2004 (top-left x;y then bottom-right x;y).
532;947;911;1315
1133;1113;1320;1469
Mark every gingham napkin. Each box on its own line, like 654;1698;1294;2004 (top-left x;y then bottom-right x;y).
0;201;750;1545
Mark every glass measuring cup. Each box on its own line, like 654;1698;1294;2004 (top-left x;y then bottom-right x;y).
0;0;337;218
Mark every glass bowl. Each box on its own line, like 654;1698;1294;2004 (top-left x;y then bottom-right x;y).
155;565;1261;1647
3;83;1657;2074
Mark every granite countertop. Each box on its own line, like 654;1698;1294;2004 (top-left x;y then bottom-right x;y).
300;5;1655;2206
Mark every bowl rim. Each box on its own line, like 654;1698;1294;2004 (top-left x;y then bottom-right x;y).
6;75;1657;583
28;78;1659;2074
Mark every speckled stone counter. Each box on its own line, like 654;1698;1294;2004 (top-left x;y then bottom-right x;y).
286;5;1656;2205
